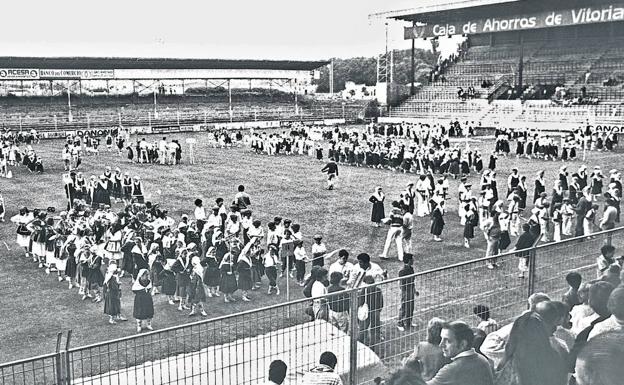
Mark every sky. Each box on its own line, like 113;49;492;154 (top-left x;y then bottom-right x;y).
0;0;460;60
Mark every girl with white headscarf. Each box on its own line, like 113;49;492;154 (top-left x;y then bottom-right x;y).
188;257;207;317
132;269;154;333
103;264;126;324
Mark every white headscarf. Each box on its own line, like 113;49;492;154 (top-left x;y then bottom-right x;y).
103;263;118;285
131;269;152;291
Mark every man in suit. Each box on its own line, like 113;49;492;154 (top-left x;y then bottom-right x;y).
427;321;494;385
575;187;592;237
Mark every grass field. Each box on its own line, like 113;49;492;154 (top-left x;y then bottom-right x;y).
0;127;622;363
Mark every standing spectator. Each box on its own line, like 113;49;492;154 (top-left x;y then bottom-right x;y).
369;187;385;227
380;202;404;260
427;321;494;385
588;286;624;340
193;199;206;234
327;272;350;333
311;267;329;321
311;235;327;267
259;359;288;385
562;272;583;310
328;249;354;283
513;223;535;278
600;195;618;230
347;253;385;288
301;351;343;385
358;275;384;350
473;305;498;335
575;331;624;385
397;253;416;332
405;317;447;381
497;301;567;385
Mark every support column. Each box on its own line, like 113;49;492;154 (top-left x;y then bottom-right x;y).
228;79;232;123
410;21;416;96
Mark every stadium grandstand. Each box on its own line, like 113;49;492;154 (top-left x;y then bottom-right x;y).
0;57;367;132
374;0;624;131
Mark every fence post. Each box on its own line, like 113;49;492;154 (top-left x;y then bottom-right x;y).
348;289;359;385
55;332;63;385
606;229;613;247
64;330;72;385
527;247;537;300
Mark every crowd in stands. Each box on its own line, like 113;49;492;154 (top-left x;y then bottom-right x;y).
458;87;479;100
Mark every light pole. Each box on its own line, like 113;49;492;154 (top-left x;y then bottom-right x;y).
153;88;159;119
67;81;73;123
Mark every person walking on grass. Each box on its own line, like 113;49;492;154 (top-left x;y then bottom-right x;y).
103;263;127;325
133;269;154;333
369;186;385;227
321;160;339;190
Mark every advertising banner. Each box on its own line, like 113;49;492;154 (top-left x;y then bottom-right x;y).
0;68;39;80
76;128;119;137
39;69;115;79
588;124;624;133
404;3;624;39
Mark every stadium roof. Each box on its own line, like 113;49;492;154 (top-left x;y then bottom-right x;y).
0;57;329;71
370;0;614;23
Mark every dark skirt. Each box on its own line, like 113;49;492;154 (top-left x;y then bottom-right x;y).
220;268;238;294
189;276;206;304
464;223;475;239
159;270;177;296
499;231;511;250
431;214;445;236
66;254;77;279
237;265;253;291
133;289;154;320
371;202;385;223
203;262;221;287
103;282;121;316
88;267;104;286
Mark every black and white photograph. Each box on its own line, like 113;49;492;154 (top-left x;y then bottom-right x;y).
1;0;623;384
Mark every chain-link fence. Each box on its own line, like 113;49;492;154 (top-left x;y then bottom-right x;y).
2;227;621;385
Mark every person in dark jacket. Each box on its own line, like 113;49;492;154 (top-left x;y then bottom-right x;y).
358;275;384;351
321;160;339;190
132;269;154;333
513;223;536;279
397;253;416;332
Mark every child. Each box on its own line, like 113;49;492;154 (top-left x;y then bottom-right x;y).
264;245;280;295
597;244;616;278
473;304;498;335
103;264;127;324
539;203;551;242
279;230;295;278
203;247;221;298
236;242;254;302
188;257;208;316
561;198;574;236
158;259;177;305
584;204;599;236
294;240;309;285
552;203;563;242
219;251;238;303
132;269;154;333
561;272;582;309
463;204;477;249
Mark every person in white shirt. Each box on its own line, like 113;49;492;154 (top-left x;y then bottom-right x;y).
311;235;327;267
347;253;385;288
294;240;309;285
588;286;624;340
193;199;206;234
328;249;354;283
158;137;167;165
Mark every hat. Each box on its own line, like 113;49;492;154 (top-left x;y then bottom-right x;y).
313;234;323;240
610;169;618;174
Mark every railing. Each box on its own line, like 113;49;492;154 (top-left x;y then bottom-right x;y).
0;104;365;132
2;227;622;385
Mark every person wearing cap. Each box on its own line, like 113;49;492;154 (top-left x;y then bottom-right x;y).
369;187;385;227
311;235;327;267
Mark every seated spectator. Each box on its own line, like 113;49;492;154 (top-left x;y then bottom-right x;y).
385;359;426;385
426;321;494;385
601;264;621;288
570;283;594;334
562;272;583;309
497;301;568;385
473;304;498;335
259;359;288;385
588;286;624;340
480;293;550;367
405;317;448;381
575;330;624;385
596;244;617;278
301;351;343;385
572;281;614;336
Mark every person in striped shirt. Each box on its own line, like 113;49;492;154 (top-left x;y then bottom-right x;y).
473;305;499;335
300;351;343;385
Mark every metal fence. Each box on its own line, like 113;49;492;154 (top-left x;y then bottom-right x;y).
2;227;621;385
